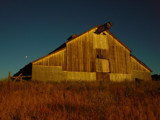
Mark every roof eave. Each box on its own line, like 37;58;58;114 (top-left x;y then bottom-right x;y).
131;54;152;72
105;30;132;52
66;24;101;44
32;47;66;64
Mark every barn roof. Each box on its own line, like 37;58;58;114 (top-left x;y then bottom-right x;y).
66;25;101;43
48;25;101;54
48;42;66;54
105;30;132;52
130;54;152;72
66;25;131;52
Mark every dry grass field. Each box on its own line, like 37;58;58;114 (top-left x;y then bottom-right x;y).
0;80;160;120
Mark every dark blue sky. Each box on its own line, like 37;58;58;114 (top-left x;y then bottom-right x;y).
0;0;160;78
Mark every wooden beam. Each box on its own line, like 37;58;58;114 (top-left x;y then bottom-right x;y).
95;22;112;34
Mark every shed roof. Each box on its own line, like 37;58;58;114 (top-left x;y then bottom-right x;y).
48;42;66;55
131;54;152;72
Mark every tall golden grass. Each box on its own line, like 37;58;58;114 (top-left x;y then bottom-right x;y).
0;80;160;120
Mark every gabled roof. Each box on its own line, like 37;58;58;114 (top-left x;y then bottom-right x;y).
67;25;132;52
66;25;101;43
131;54;152;72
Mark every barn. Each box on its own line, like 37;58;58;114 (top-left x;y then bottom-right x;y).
30;22;152;82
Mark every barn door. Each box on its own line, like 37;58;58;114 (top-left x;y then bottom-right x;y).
96;72;110;81
93;33;110;81
96;58;109;72
96;58;110;81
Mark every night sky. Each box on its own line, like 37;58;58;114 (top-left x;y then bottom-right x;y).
0;0;160;79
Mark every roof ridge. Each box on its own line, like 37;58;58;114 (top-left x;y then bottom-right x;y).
66;24;101;43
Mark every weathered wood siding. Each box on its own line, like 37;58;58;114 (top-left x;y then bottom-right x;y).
93;32;110;74
32;65;65;81
96;72;110;81
105;31;131;74
130;51;151;81
96;59;109;72
110;73;132;82
65;72;96;81
93;33;109;50
66;29;96;72
66;29;132;74
32;65;96;81
131;70;151;81
131;56;150;72
33;49;66;70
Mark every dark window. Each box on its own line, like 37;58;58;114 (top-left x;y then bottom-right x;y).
96;49;107;59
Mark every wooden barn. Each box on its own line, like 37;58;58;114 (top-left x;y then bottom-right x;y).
31;22;152;82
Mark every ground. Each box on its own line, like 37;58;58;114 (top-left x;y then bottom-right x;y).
0;80;160;120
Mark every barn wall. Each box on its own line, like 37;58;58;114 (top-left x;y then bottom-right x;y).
93;33;109;50
32;65;96;81
66;29;132;74
33;49;66;70
131;56;151;81
92;31;131;74
32;65;65;82
131;56;150;72
131;70;151;81
110;73;132;82
106;32;131;74
65;72;96;81
96;59;109;72
96;72;110;81
66;29;96;72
